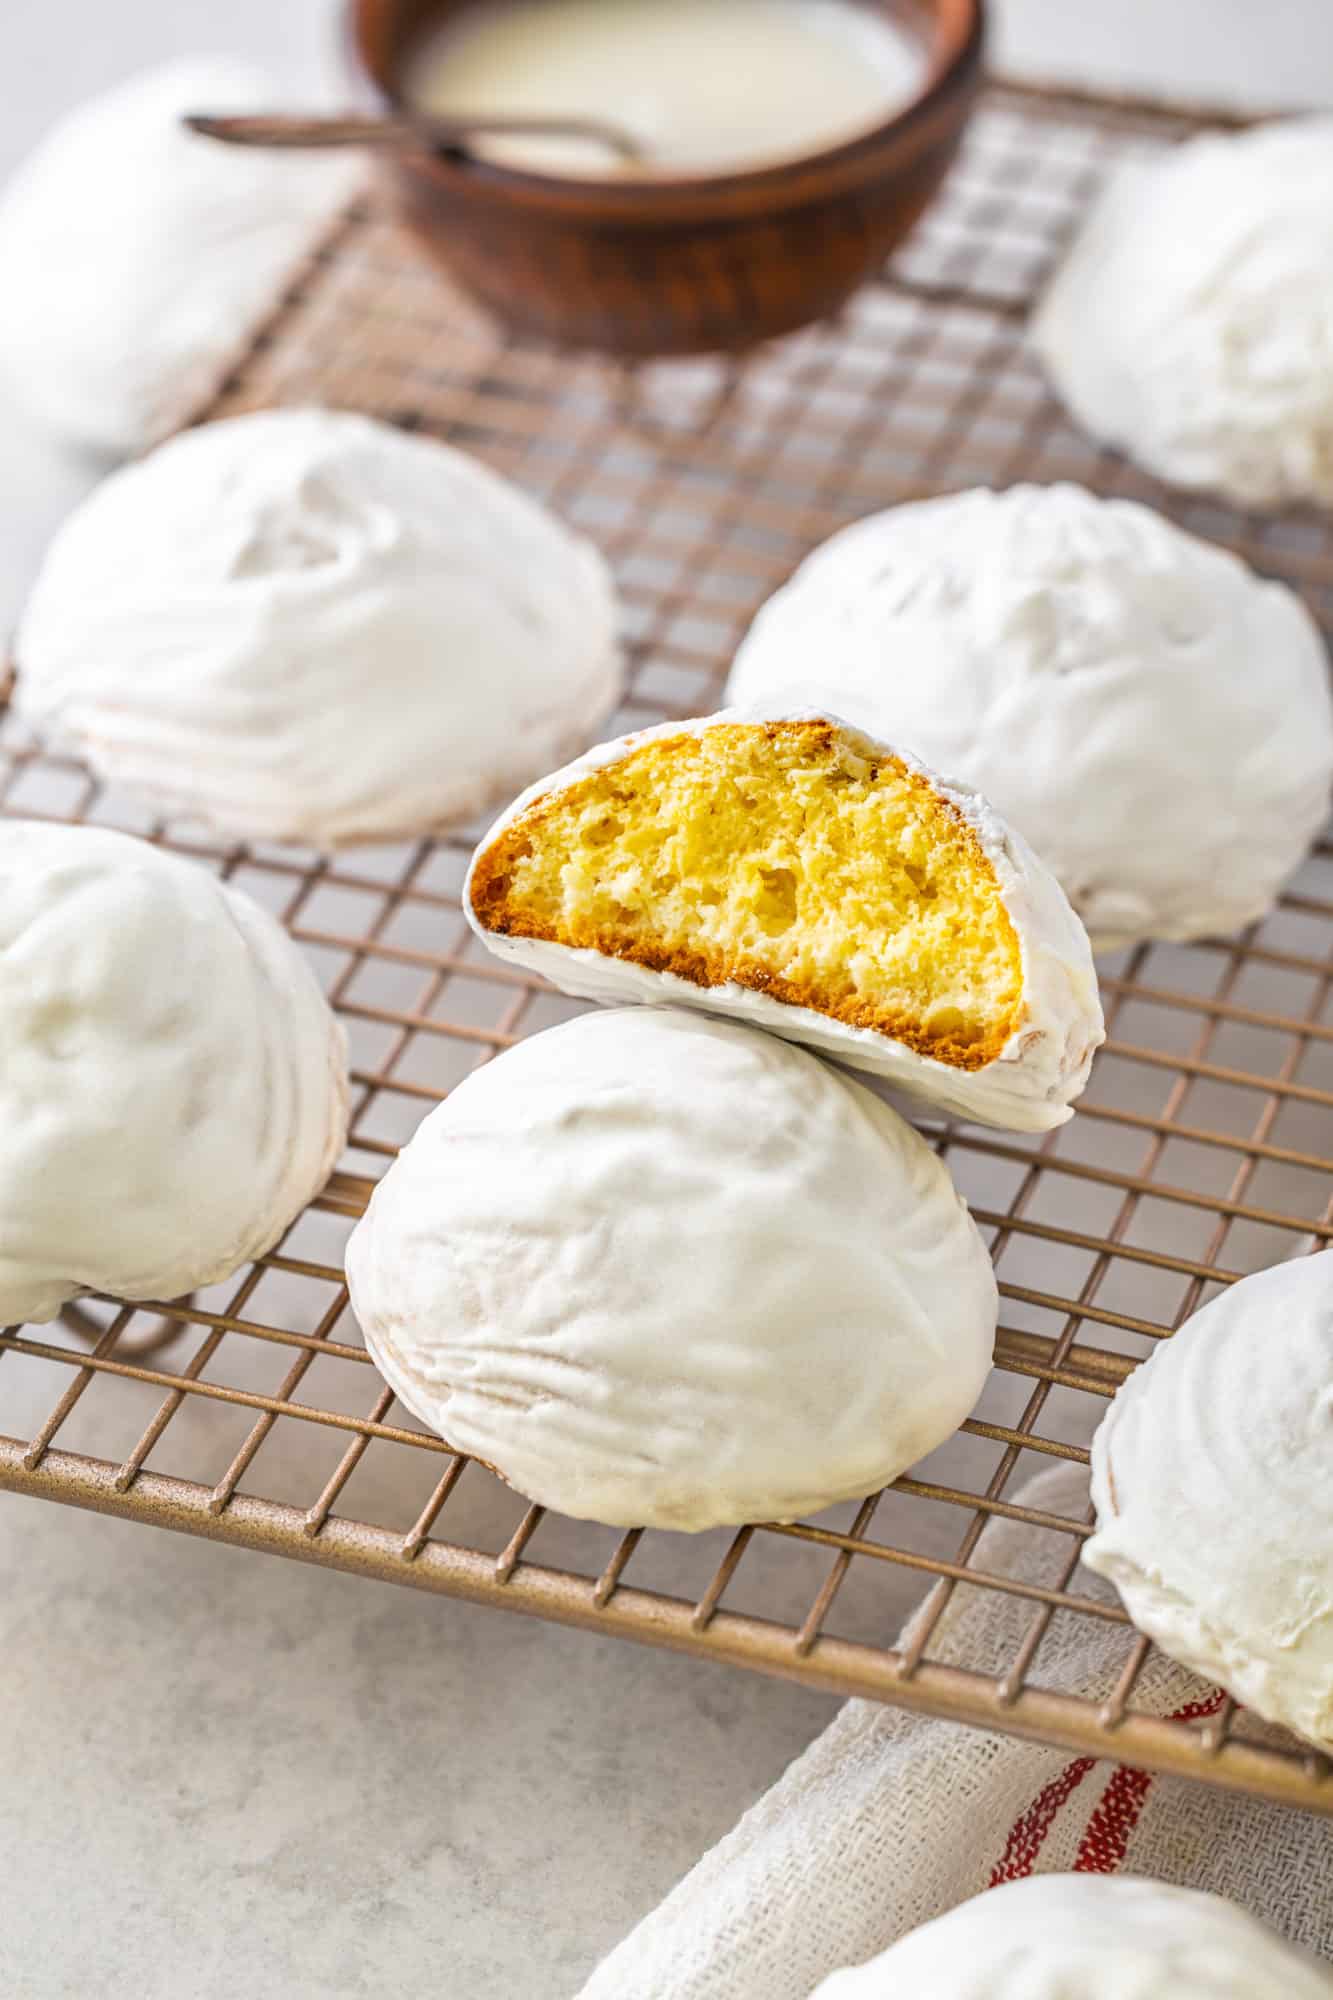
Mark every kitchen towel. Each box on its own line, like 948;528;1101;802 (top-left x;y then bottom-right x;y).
577;1462;1333;1998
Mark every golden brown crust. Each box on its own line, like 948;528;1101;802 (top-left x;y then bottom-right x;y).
470;721;1024;1071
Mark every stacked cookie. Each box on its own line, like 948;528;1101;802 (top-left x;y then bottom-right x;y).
345;698;1104;1531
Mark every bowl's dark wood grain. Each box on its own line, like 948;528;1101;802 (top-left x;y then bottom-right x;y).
347;0;986;354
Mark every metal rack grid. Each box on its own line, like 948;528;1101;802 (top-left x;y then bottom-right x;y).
3;77;1332;1816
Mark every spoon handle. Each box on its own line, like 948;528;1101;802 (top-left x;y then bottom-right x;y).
184;111;646;163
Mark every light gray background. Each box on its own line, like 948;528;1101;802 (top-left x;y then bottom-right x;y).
1;5;1331;1997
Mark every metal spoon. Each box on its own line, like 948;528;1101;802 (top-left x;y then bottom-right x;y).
185;110;649;167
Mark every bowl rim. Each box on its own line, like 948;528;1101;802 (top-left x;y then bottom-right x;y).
344;0;986;214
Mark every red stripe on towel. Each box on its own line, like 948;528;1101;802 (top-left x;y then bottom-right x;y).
993;1690;1227;1880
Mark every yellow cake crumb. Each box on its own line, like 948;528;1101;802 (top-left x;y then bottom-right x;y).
469;721;1025;1068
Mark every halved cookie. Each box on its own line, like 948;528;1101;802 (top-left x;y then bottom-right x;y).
466;709;1103;1131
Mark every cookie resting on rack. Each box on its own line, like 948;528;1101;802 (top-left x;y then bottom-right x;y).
1030;118;1333;510
726;484;1333;951
0;821;348;1326
464;708;1104;1132
811;1875;1333;1998
0;58;357;457
345;1007;998;1532
1085;1249;1333;1753
14;408;622;849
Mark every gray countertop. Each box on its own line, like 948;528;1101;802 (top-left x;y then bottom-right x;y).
2;5;1331;1995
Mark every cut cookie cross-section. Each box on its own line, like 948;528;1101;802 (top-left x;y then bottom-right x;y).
465;709;1103;1132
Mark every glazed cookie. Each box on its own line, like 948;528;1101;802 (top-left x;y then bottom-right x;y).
15;408;622;848
465;707;1102;1131
813;1875;1333;1998
0;821;348;1324
347;1007;997;1529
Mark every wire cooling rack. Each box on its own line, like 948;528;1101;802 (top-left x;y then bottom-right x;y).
3;77;1332;1816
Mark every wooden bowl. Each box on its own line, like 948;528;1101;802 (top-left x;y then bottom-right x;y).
346;0;986;356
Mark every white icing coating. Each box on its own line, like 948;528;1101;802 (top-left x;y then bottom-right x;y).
812;1875;1333;1997
1030;118;1333;509
345;1006;997;1531
15;408;623;849
0;821;348;1325
1085;1251;1333;1752
463;705;1104;1133
0;59;358;457
726;485;1333;950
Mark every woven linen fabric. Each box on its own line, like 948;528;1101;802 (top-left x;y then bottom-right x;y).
577;1463;1333;1999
